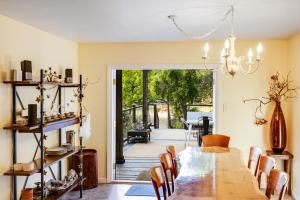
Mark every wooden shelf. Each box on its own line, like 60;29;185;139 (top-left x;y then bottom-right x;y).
57;83;80;88
45;177;86;200
4;147;80;176
3;80;39;86
3;81;79;87
4;117;80;133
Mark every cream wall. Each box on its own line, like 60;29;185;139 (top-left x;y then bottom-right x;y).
0;12;298;199
78;40;290;183
288;33;300;199
0;15;78;199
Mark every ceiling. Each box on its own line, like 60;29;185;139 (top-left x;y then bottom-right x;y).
0;0;300;42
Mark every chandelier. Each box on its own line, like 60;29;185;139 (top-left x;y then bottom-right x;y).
169;5;263;77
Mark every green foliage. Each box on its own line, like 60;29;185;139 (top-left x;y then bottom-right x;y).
150;70;213;126
122;69;213;128
122;70;143;108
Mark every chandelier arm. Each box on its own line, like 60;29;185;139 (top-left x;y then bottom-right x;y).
169;6;233;40
239;60;261;75
202;58;221;72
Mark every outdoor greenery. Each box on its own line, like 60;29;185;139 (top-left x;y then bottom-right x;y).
122;69;213;128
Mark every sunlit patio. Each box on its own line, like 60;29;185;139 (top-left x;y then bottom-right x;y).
115;128;198;181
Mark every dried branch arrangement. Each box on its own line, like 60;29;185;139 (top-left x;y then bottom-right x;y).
35;77;93;117
244;72;299;125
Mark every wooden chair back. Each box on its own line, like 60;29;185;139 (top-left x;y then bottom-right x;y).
201;134;230;147
160;153;176;196
166;145;178;177
257;155;276;188
150;166;167;200
248;146;262;176
266;169;288;200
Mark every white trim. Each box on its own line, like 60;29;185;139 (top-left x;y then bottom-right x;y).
213;71;219;133
106;67;114;183
107;64;219;182
98;177;108;184
109;64;218;71
292;191;299;200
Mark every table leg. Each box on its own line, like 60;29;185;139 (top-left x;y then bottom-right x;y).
284;160;292;195
197;131;201;146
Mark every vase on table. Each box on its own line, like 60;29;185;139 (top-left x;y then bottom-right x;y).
270;101;286;154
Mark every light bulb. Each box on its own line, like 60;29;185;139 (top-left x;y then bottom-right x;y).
204;43;209;52
248;48;253;57
203;43;209;58
221;49;226;57
248;48;253;63
224;39;230;49
257;43;263;53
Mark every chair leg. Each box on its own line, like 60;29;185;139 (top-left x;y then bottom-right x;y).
151;179;161;200
185;131;187;147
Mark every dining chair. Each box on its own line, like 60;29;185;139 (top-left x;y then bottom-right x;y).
166;145;178;177
150;166;168;200
160;153;176;196
201;134;230;147
257;155;276;188
265;169;288;200
248;146;262;176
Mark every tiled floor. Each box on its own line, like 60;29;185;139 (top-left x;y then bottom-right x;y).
62;184;156;200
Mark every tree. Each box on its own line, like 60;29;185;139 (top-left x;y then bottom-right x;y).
150;69;213;128
150;70;174;127
122;70;143;108
122;69;213;128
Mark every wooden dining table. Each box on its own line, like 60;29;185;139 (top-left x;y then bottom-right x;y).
169;147;267;200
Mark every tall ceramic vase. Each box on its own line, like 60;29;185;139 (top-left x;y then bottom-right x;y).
270;102;286;154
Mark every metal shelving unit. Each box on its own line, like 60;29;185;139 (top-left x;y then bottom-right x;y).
3;69;84;200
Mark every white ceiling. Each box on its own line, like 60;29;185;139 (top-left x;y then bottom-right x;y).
0;0;300;42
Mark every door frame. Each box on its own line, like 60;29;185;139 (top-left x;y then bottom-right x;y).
107;64;220;183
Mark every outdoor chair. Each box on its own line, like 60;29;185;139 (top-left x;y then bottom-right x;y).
198;116;211;146
181;118;198;147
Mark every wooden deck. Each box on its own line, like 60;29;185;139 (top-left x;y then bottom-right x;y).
116;157;160;181
115;128;197;181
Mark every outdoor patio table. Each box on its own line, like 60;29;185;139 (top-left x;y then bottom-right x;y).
185;119;214;126
169;147;267;200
